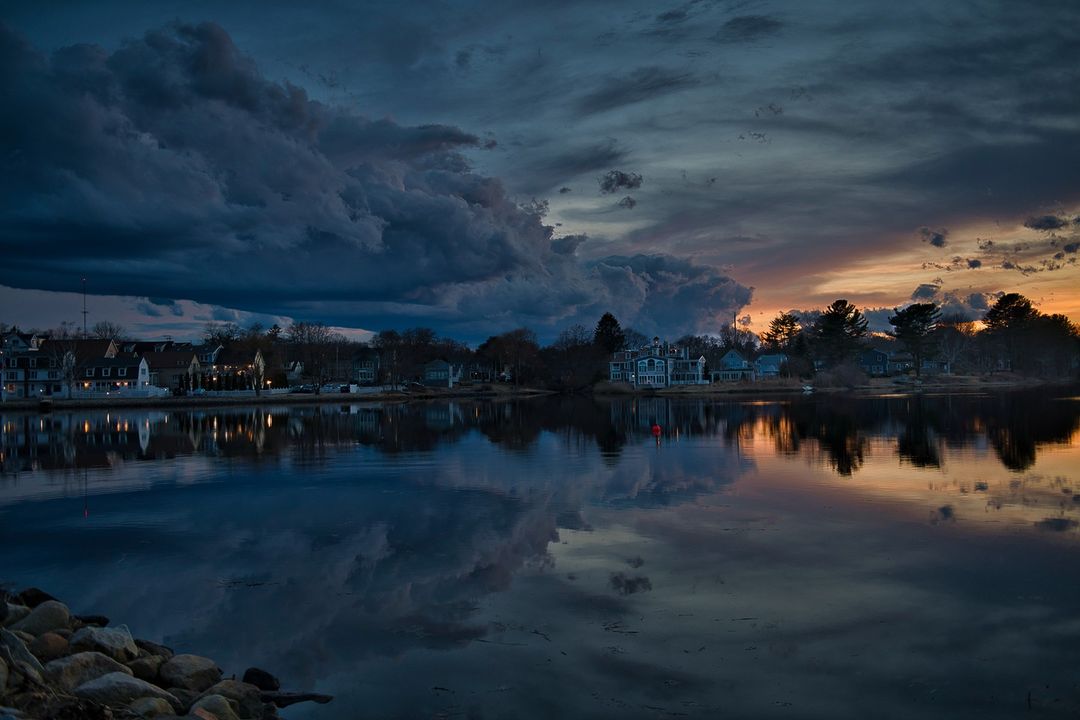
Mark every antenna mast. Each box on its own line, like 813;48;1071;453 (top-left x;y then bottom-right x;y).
82;278;88;337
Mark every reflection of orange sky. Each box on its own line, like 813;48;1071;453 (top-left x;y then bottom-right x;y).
741;213;1080;332
739;419;1080;540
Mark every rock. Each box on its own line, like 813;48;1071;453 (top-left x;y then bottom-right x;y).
240;667;280;692
0;605;29;629
0;656;7;695
28;632;68;662
74;671;180;710
135;638;175;660
10;632;33;645
159;654;221;693
129;696;175;718
74;615;110;628
44;651;133;692
54;628;73;640
260;691;333;709
0;629;45;675
14;588;57;609
190;694;240;720
127;655;164;682
9;600;70;637
70;625;139;662
199;679;265;719
166;687;200;712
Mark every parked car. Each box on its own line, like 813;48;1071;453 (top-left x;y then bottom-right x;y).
290;384;315;394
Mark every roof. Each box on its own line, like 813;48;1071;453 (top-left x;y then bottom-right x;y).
142;350;200;369
38;338;117;362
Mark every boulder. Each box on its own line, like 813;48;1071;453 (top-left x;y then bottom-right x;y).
0;656;7;695
128;696;175;718
127;655;164;682
135;639;175;660
159;654;221;693
166;687;200;712
199;679;265;719
189;694;240;720
74;615;110;628
10;632;33;645
74;671;180;710
0;629;45;675
28;632;68;662
0;605;29;629
44;651;133;692
70;625;138;662
14;588;57;609
241;667;280;692
9;601;70;637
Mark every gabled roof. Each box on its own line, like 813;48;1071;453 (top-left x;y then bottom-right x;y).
142;350;200;370
38;338;117;363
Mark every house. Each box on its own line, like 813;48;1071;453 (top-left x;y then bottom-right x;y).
143;350;201;391
754;353;788;379
423;359;463;388
710;349;755;382
859;349;890;377
609;337;707;388
351;348;381;385
78;357;150;392
2;338;119;398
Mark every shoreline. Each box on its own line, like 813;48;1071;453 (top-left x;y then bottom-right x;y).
0;375;1066;412
0;587;329;719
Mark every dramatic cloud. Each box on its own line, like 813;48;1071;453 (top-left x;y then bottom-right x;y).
576;66;697;115
911;283;940;300
598;170;643;194
919;227;949;248
616;196;638;210
0;22;748;339
967;258;982;269
1024;215;1069;231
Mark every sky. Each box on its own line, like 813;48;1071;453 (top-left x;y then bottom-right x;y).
1;0;1078;342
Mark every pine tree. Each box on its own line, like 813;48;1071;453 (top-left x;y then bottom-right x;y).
888;303;941;378
593;312;626;354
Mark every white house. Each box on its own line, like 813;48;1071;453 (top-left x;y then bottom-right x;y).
710;349;755;382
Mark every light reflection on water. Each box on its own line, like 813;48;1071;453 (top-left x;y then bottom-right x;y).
1;390;1079;718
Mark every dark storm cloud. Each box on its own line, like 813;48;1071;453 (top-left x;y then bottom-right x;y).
519;138;629;194
0;22;749;338
576;66;697;115
911;283;940;300
919;227;949;248
1024;215;1069;232
967;258;982;269
714;15;784;43
616;196;637;209
598;170;643;194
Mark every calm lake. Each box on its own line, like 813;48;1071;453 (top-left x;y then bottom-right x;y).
2;390;1080;718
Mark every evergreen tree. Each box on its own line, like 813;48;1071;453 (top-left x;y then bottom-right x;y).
813;299;869;367
888;303;941;378
593;312;626;354
760;312;801;351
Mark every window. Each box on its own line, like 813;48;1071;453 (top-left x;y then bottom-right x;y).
102;368;111;377
85;369;94;378
29;358;37;368
48;371;58;380
118;368;127;377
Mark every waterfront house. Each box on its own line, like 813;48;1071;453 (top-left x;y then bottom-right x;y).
143;350;202;391
351;348;381;385
754;353;788;379
859;349;890;377
78;357;150;393
424;359;463;388
609;337;706;388
710;349;755;382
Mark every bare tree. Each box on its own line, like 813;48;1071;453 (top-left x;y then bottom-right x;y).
91;320;126;341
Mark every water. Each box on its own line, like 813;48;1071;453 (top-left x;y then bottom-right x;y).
2;390;1079;718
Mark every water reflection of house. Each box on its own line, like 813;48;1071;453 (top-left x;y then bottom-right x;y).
425;403;464;431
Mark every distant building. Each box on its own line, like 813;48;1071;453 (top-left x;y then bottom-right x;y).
710;349;755;382
754;353;788;379
859;349;889;377
78;357;150;393
609;337;707;388
423;359;463;388
351;348;381;385
143;350;201;391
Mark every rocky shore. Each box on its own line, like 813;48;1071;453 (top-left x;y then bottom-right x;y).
0;588;330;720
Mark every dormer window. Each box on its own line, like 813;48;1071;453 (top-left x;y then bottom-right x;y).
118;368;127;377
85;368;94;378
102;368;111;377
